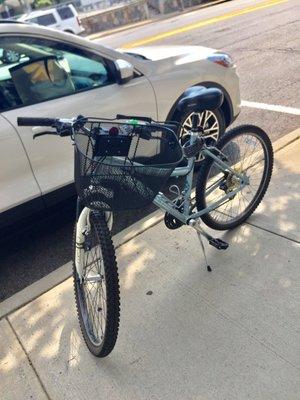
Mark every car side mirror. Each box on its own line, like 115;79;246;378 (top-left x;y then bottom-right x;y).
115;59;134;84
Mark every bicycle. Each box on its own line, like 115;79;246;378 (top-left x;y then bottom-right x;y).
17;87;273;358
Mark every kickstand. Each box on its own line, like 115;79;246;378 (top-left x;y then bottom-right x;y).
196;231;212;272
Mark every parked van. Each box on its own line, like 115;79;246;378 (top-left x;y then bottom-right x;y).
19;4;84;35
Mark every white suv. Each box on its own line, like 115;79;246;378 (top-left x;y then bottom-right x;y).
19;5;84;35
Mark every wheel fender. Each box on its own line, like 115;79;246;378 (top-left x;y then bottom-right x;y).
166;83;233;126
171;85;206;116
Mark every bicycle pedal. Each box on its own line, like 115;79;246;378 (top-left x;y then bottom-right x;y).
208;238;229;250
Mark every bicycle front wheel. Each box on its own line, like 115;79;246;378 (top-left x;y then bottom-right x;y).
73;211;120;357
196;125;273;230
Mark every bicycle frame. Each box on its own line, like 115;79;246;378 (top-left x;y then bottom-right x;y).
74;126;248;281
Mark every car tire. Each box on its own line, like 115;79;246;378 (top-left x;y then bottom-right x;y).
176;108;226;168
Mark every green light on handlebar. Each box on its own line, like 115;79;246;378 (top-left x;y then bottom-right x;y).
129;119;138;126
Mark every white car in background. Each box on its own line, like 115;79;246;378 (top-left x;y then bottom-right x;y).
0;21;240;228
18;4;84;35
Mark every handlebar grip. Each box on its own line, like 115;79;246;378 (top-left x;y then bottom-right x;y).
116;114;152;123
17;117;58;127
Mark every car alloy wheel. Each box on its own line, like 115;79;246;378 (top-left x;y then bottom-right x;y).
179;109;225;164
2;49;21;64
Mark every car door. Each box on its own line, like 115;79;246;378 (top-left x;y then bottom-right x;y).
0;114;42;218
0;36;157;197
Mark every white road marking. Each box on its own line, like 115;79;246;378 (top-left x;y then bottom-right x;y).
241;100;300;116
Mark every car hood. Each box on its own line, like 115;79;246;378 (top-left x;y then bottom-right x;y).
121;45;216;61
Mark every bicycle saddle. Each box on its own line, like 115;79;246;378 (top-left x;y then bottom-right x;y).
176;86;224;114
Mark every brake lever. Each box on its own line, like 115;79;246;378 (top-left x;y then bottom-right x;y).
58;128;72;137
33;131;57;139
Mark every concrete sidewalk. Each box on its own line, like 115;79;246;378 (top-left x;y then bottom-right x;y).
1;131;300;400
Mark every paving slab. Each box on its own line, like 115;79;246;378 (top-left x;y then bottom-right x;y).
249;133;300;242
8;219;300;400
0;318;48;400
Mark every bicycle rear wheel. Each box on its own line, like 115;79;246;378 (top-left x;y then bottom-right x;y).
196;125;273;230
73;211;120;357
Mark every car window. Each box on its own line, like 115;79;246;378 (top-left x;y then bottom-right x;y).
36;13;57;26
57;6;74;20
0;37;116;112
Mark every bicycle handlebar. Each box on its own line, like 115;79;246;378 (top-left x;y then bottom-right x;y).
17;115;179;141
17;117;76;139
17;117;59;127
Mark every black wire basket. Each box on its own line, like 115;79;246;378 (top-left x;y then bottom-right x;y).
74;118;183;211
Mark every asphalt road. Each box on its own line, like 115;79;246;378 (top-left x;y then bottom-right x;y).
99;0;300;139
1;0;299;301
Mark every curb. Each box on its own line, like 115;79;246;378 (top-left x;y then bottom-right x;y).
271;127;300;154
1;127;299;319
86;0;227;41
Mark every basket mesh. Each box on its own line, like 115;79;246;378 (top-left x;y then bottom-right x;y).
74;119;183;211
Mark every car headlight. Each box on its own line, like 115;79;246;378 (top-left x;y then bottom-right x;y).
207;53;235;68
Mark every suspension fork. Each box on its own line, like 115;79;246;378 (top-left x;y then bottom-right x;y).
75;198;113;281
75;204;90;282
